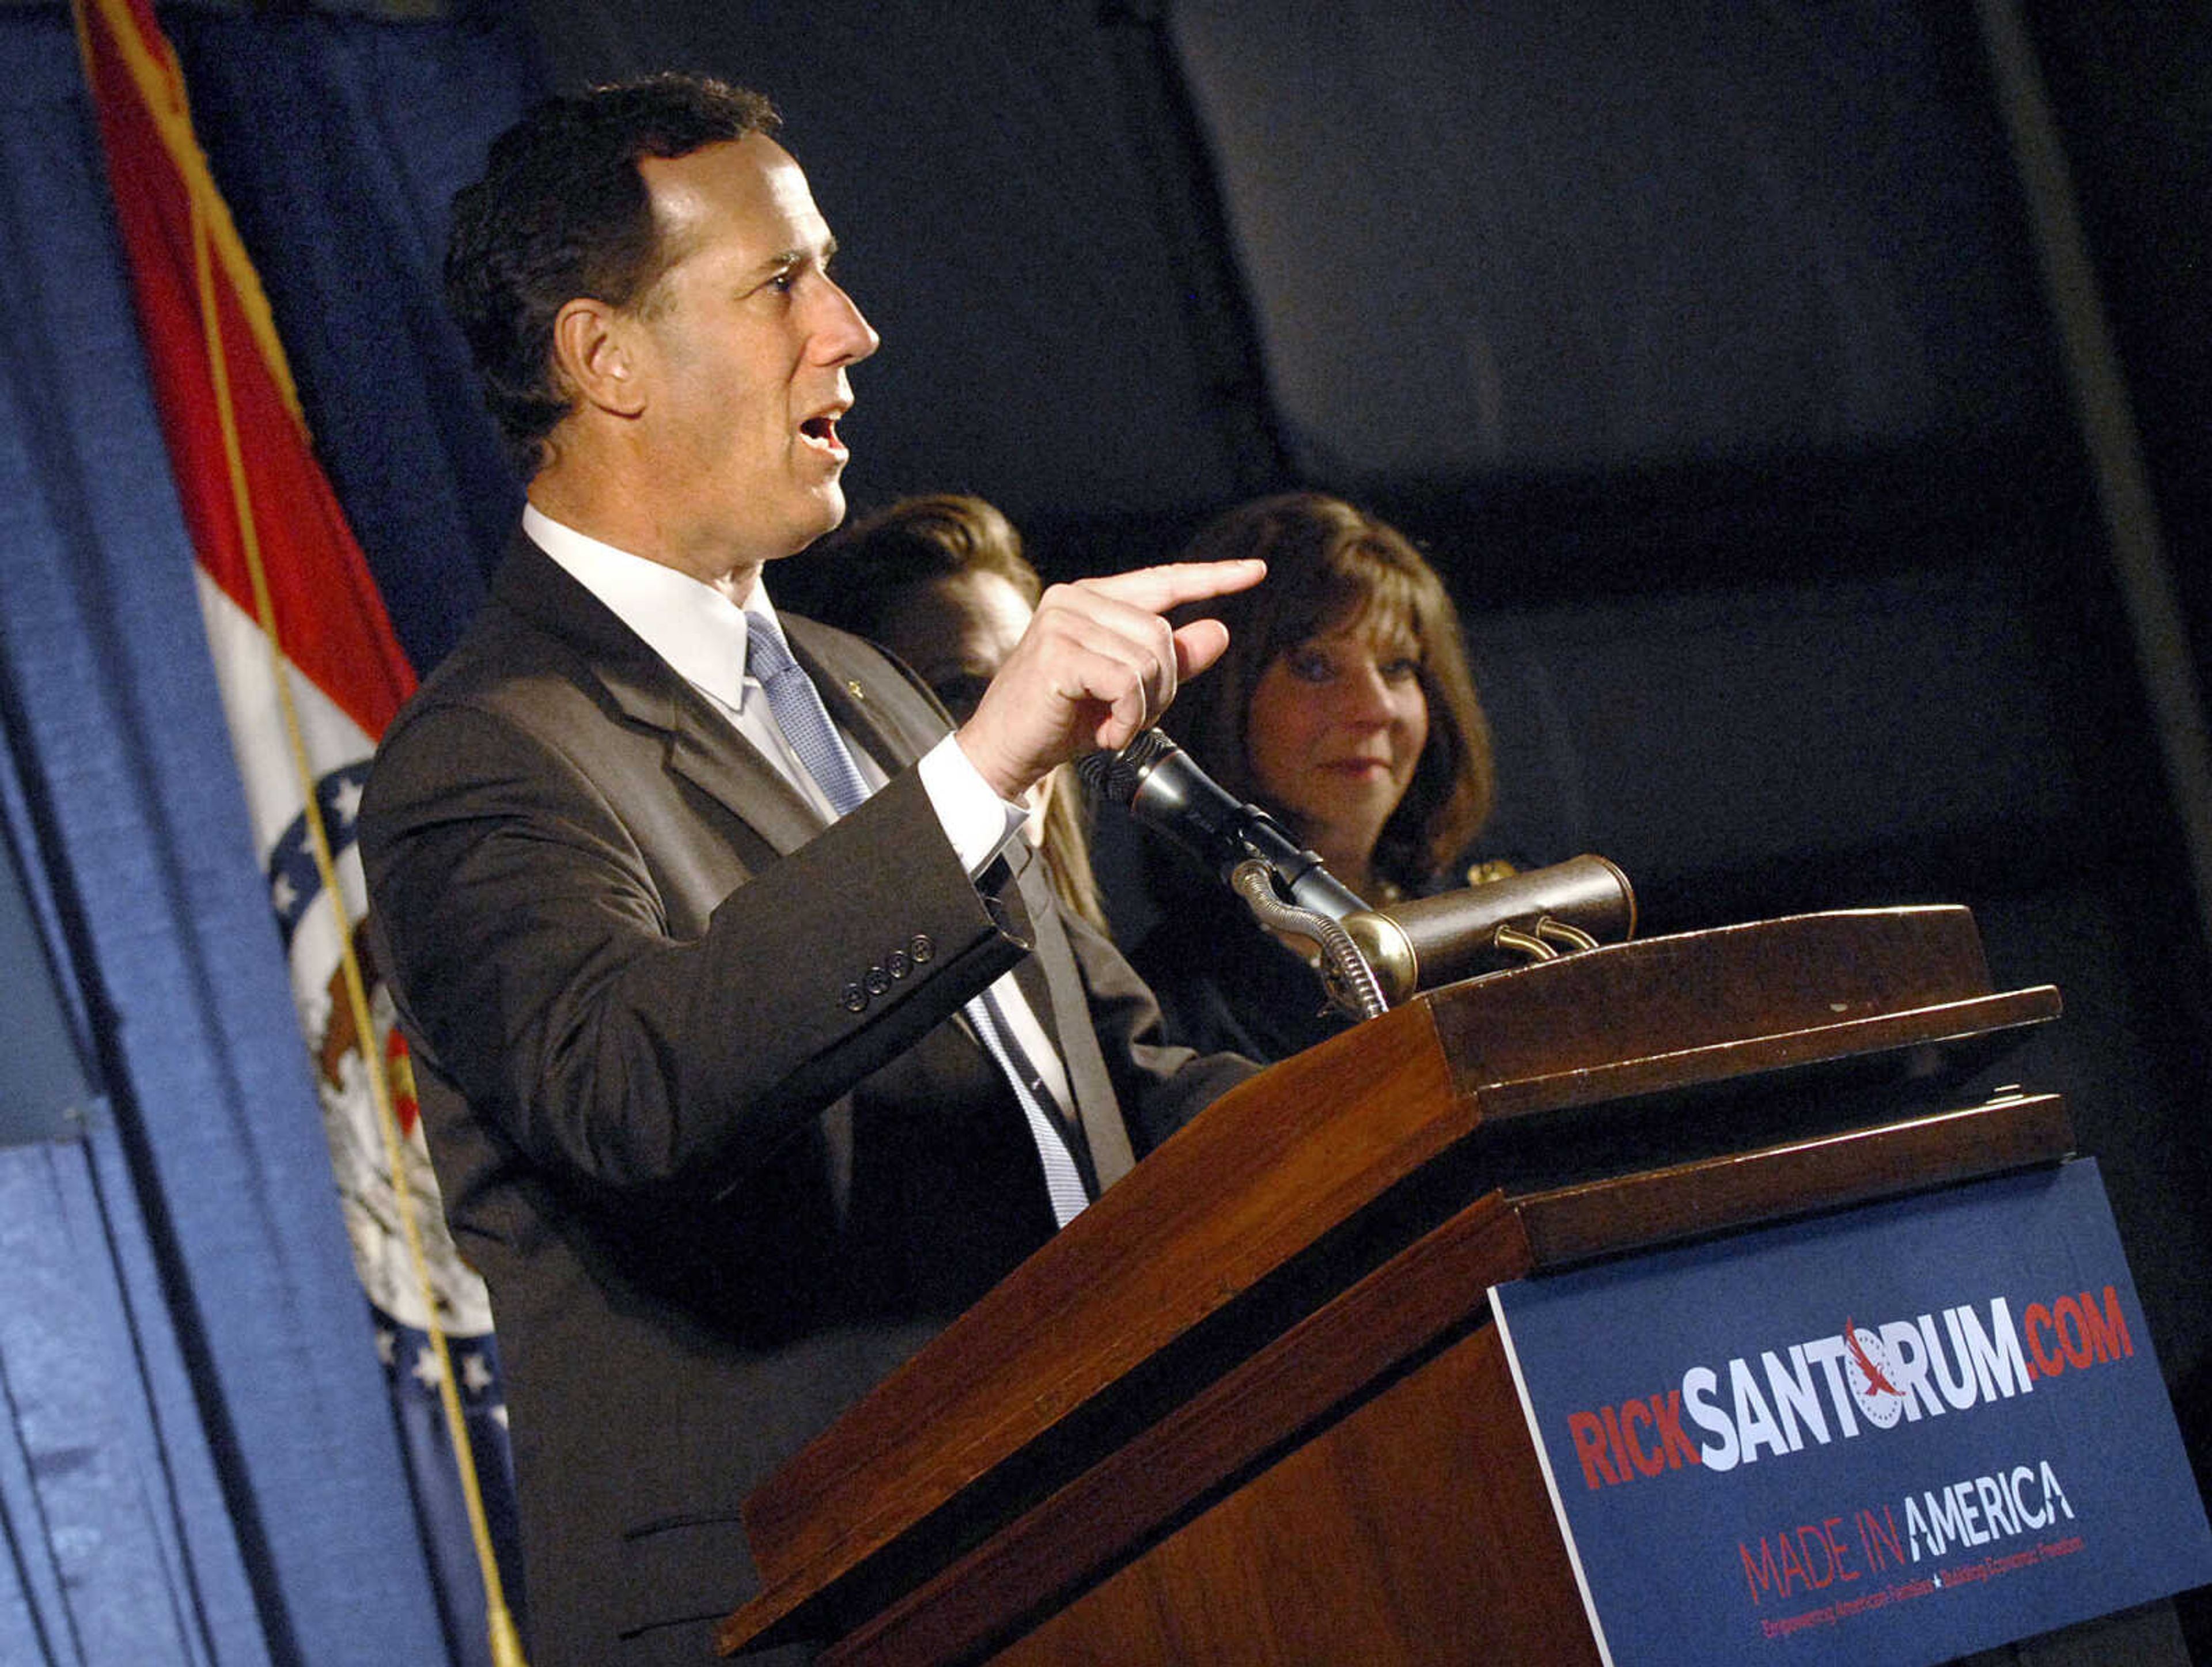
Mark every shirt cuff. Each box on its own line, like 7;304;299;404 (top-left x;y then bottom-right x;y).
918;734;1031;877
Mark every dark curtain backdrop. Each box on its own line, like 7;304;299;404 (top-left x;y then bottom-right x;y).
2018;0;2212;683
1171;0;2056;482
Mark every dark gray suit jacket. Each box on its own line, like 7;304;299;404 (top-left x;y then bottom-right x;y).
359;537;1249;1666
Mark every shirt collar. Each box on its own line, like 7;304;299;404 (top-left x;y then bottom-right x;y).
522;503;787;710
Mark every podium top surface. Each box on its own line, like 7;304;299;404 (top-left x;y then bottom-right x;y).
1427;901;2046;1114
724;906;2061;1653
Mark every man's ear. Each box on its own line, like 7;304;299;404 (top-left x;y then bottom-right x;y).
550;297;646;418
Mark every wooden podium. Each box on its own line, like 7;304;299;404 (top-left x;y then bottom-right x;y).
716;907;2069;1663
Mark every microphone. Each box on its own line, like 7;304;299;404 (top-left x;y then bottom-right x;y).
1075;730;1365;920
1081;730;1638;1010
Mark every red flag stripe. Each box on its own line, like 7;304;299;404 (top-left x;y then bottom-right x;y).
75;0;415;737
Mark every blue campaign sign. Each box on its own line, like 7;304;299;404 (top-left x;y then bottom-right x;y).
1489;1159;2212;1667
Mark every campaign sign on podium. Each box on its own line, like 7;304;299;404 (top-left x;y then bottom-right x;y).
1491;1159;2212;1667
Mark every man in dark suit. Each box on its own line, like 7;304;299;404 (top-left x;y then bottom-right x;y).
359;74;1264;1666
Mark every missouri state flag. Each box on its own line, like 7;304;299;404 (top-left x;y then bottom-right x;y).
73;1;525;1661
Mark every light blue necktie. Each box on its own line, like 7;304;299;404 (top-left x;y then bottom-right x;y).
745;613;1090;1227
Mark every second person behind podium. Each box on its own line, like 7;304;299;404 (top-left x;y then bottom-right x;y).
1103;491;1504;1063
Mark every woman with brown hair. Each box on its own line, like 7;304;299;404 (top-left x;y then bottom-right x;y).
1105;491;1503;1061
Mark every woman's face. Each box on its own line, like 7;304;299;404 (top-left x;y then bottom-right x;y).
1243;607;1429;873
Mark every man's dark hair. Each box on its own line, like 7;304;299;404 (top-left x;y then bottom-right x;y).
445;73;779;478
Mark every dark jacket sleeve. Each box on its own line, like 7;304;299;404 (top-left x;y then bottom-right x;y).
361;695;1028;1203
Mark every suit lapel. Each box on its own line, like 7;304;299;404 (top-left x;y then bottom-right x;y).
665;706;827;855
676;614;953;855
492;536;834;855
994;840;1053;1012
785;613;946;779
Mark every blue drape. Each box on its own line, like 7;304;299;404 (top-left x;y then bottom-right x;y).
0;6;535;1661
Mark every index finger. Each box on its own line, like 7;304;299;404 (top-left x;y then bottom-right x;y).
1081;558;1267;613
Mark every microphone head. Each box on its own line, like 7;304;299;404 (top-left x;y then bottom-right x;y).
1075;729;1179;807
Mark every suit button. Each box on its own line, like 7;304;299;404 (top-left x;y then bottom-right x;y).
908;934;934;964
885;949;911;980
839;982;868;1014
864;964;891;997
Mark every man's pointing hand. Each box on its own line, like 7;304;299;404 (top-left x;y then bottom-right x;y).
955;558;1266;801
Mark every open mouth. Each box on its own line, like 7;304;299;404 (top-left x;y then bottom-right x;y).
800;414;846;454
